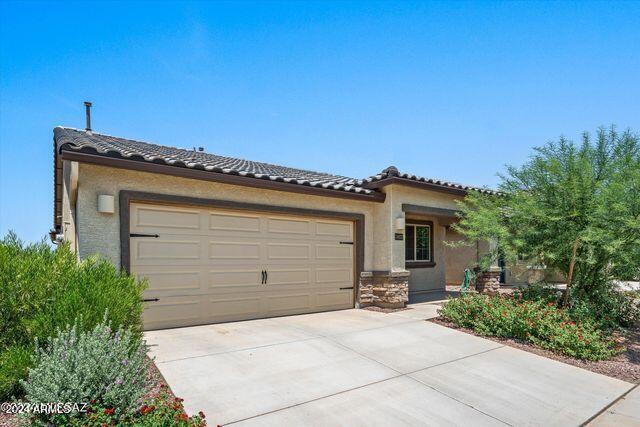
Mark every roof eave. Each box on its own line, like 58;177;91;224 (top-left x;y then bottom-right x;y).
361;177;471;196
60;149;387;203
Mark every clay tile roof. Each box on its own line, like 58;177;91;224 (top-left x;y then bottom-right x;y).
357;165;498;195
52;127;496;230
53;127;374;195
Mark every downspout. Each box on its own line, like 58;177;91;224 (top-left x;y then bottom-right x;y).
69;161;79;255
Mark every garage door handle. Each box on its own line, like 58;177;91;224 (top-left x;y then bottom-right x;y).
130;233;159;238
339;286;354;290
261;270;266;284
340;241;353;245
265;270;268;284
142;298;159;302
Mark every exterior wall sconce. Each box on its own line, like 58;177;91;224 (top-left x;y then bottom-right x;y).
395;217;405;231
97;195;115;214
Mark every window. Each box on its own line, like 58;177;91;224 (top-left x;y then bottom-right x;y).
405;222;433;263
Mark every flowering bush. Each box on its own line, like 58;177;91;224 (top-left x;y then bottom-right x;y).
439;293;618;360
21;317;150;425
73;386;207;426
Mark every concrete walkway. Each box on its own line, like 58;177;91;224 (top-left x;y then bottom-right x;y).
589;385;640;426
145;303;634;426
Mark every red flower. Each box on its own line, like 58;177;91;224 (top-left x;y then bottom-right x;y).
141;404;154;415
199;411;206;418
104;408;115;416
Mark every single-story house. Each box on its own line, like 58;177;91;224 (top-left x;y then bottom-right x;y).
52;122;534;330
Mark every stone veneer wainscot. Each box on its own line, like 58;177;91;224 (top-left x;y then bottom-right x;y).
358;271;410;308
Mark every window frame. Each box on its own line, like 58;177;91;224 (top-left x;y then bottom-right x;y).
405;219;435;268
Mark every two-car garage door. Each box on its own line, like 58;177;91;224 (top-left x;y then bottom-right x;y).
129;203;355;330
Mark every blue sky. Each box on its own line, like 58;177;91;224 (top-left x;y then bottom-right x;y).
1;1;639;243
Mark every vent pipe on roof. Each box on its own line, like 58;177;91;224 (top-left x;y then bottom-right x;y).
84;101;92;132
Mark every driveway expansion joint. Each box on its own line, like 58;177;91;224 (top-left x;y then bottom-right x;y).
223;344;510;426
581;383;639;426
155;336;322;364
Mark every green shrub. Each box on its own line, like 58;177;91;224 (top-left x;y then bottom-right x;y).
569;286;640;329
516;283;562;306
73;387;207;426
516;282;640;329
0;232;146;400
439;294;618;361
22;318;150;425
0;345;31;399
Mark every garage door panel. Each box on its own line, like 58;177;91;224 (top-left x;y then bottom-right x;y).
266;243;311;260
209;212;261;233
208;296;261;322
266;217;311;235
264;293;312;315
316;244;352;260
209;241;260;260
143;296;204;330
138;270;201;293
132;202;355;330
316;221;353;239
135;239;201;261
133;205;201;231
209;269;262;291
266;268;310;287
316;268;353;285
316;290;353;308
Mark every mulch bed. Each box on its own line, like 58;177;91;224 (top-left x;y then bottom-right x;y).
430;317;640;384
143;356;175;401
0;412;20;427
0;358;174;427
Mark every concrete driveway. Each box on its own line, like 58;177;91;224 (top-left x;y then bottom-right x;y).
145;304;634;426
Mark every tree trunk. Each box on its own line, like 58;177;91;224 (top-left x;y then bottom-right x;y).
563;238;580;307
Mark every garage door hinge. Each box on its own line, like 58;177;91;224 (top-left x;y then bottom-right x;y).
142;298;159;302
339;241;354;245
130;233;159;238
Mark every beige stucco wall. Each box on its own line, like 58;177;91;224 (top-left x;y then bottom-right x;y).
379;184;467;294
72;163;383;271
67;163;487;294
387;184;462;271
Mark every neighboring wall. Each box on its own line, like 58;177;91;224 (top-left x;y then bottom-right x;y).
406;215;447;292
71;163;381;271
505;264;565;285
444;228;478;286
